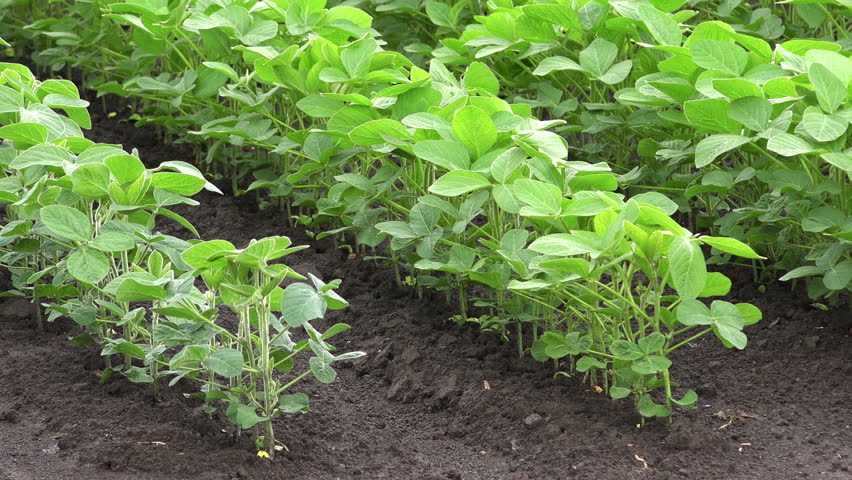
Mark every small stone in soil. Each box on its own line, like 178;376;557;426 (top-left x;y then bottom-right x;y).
523;413;542;426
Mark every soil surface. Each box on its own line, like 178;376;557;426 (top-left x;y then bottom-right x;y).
1;107;851;480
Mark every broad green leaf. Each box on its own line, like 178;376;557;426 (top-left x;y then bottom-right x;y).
821;153;851;173
736;303;762;326
728;96;771;132
638;332;666;354
0;123;48;148
91;232;136;252
67;250;110;284
690;39;747;76
638;394;671;418
428;171;491;197
463;62;500;95
205;348;243;378
610;340;643;361
227;402;261;429
182;240;235;270
694;134;751;168
452;106;497;158
579;38;617;77
809;63;844;114
598;60;633;85
528;234;601;257
676;299;713;326
115;279;167;301
699;272;732;297
576;356;605;372
513;179;562;216
766;133;816;157
278;393;310;413
667;236;706;299
309;357;337;383
281;283;326;328
637;3;682;46
712;78;761;99
71;163;111;199
823;260;852;291
413;140;470;171
349;119;412;146
533;56;584;76
151;172;206;195
684;98;740;133
632;355;672;375
699;236;763;259
710;301;747;349
104;154;146;184
799;112;846;142
40;205;92;242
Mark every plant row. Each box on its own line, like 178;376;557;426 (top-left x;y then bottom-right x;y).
0;61;363;456
0;1;774;420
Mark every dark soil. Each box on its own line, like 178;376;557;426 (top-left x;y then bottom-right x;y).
1;110;851;480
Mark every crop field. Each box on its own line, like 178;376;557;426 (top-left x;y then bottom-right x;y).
0;0;849;478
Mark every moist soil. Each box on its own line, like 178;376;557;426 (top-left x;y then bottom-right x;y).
1;108;850;480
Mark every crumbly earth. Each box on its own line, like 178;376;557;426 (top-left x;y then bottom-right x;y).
0;108;850;480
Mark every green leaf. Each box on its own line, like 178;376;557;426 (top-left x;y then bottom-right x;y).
684;98;740;133
513;179;562;216
610;386;631;400
90;232;136;252
809;63;844;114
71;163;111;199
579;38;617;77
699;272;732;297
824;260;852;291
632;355;672;375
821;153;851;173
637;332;666;354
736;303;762;326
667;237;706;299
690;39;747;75
637;3;682;46
204;349;243;378
278;392;310;414
40;205;92;242
699;236;763;259
67;250;110;284
182;240;235;270
115;279;167;301
428;171;491;197
151;172;206;195
452;106;497;158
576;356;605;372
413;140;470;171
673;390;698;407
309;357;337;383
799;112;846;143
349;119;412;146
728;96;772;132
104;154;146;184
0;123;48;148
463;62;500;95
638;394;671;417
528;234;601;257
533;56;584;76
710;301;746;349
281;283;326;328
610;340;643;361
766;133;816;157
228;402;262;429
677;299;713;326
694;134;751;168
